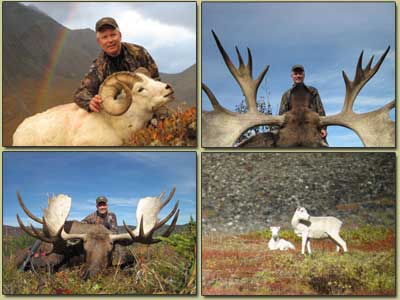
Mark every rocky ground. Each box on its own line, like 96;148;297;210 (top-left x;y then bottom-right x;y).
202;152;395;233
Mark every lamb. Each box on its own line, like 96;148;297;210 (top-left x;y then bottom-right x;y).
291;207;348;254
268;226;295;251
12;68;174;146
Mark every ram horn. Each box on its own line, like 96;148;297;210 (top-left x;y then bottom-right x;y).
99;71;142;116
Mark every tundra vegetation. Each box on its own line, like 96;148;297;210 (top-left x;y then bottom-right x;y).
202;225;395;295
3;218;196;295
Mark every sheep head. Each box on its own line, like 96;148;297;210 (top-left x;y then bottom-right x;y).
294;207;311;221
99;69;174;116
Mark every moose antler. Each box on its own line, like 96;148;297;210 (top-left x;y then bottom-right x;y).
111;187;179;244
320;47;395;147
16;192;74;243
202;31;284;147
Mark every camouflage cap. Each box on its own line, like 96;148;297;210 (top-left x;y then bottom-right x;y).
96;196;108;205
95;17;119;32
291;64;305;72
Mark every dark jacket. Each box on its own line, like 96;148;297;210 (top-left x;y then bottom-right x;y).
81;211;118;233
74;42;159;111
279;84;326;116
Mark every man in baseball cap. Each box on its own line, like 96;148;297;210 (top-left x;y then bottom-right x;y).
278;63;328;140
95;17;119;32
74;17;160;113
82;195;117;232
82;195;134;268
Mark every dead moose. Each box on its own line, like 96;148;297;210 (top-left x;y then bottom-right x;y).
15;188;179;279
202;31;395;147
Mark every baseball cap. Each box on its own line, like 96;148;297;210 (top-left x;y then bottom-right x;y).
96;196;108;205
291;64;305;72
95;17;119;32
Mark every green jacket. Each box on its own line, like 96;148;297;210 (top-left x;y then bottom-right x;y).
74;42;159;112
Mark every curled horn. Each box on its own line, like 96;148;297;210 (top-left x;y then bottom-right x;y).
99;71;142;116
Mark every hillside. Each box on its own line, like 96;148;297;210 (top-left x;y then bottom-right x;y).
202;153;395;233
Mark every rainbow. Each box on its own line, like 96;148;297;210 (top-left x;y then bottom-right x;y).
35;3;80;112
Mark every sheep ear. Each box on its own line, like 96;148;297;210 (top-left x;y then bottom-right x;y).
135;67;151;77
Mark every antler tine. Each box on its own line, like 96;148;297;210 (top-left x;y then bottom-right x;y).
17;192;43;224
247;48;253;75
342;46;390;113
16;214;52;243
153;201;179;233
30;224;54;243
202;84;233;114
235;46;245;70
157;191;166;201
160;187;176;209
139;215;145;238
161;209;180;238
211;30;263;113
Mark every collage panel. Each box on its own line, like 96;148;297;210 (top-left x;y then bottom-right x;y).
202;2;395;148
202;152;396;296
2;151;197;295
3;1;197;147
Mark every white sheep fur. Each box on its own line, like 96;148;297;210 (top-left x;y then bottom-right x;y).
12;72;174;146
291;207;348;254
268;226;295;251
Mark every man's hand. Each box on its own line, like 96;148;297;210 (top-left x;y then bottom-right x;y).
321;129;327;138
89;95;103;112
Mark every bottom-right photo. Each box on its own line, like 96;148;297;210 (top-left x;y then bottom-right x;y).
202;152;396;296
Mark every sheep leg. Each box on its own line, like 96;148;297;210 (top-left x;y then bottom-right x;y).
301;233;308;254
306;239;311;254
329;233;348;252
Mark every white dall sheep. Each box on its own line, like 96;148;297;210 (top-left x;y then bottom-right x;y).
12;69;174;146
291;207;348;254
268;226;295;251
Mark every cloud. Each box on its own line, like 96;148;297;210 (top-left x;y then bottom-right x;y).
23;2;196;73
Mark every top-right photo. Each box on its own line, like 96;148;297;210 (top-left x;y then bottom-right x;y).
202;2;395;148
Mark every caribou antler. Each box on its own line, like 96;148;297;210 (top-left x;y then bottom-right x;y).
202;31;284;147
16;193;72;243
320;47;395;147
110;187;179;244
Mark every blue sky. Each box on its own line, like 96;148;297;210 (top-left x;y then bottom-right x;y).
3;152;196;227
202;2;395;147
22;2;196;73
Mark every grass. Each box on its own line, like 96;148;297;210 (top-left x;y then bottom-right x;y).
3;224;196;295
202;225;395;296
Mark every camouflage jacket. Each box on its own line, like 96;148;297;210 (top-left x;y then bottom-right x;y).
81;211;118;233
74;42;159;111
279;84;326;116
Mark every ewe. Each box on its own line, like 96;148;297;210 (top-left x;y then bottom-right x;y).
291;207;348;254
268;226;295;251
12;69;174;146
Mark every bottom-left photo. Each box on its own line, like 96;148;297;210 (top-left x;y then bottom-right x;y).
2;151;196;295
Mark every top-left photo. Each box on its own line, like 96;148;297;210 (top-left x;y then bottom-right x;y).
3;1;197;147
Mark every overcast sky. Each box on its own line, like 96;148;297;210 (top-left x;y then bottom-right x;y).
3;152;196;227
23;2;196;73
202;2;395;147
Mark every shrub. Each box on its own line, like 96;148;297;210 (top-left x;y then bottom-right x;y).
128;105;196;146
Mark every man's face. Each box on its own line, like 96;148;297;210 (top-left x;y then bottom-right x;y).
291;70;305;84
96;27;122;57
96;202;108;215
